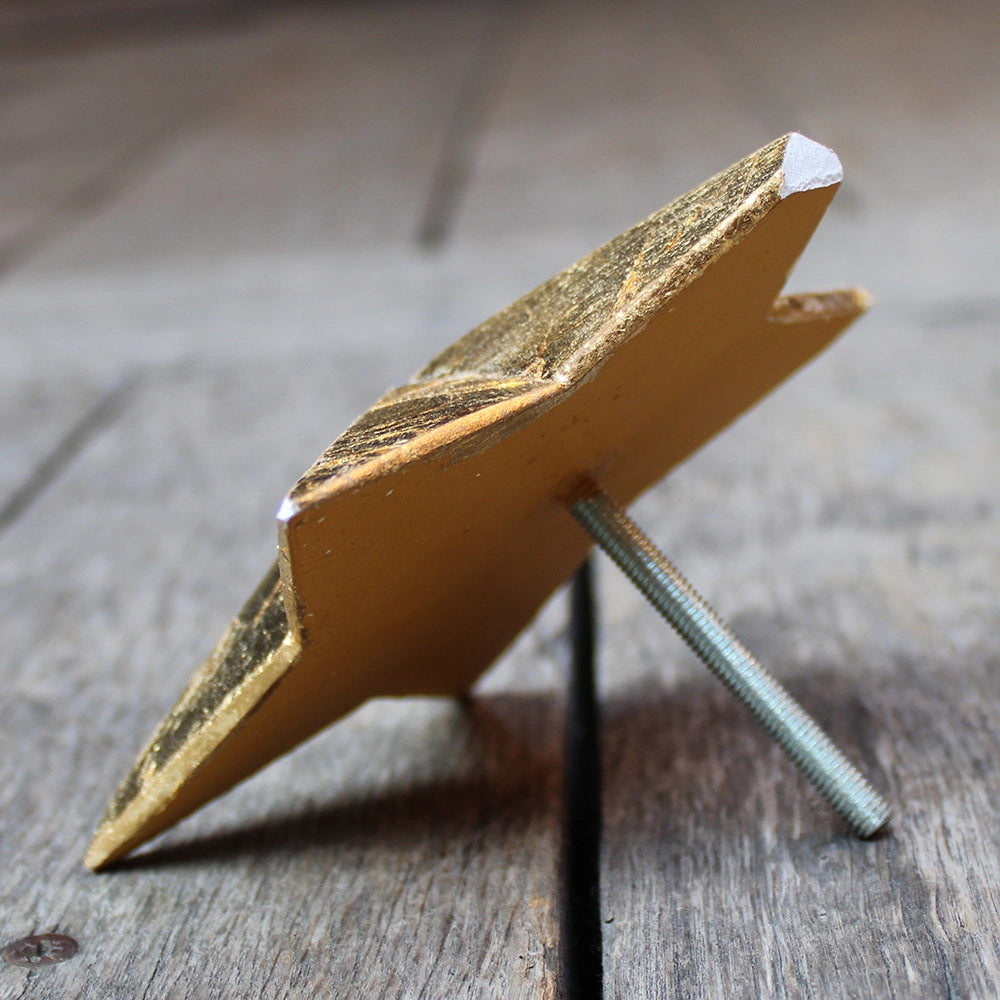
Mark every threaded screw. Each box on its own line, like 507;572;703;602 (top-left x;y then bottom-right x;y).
569;487;891;838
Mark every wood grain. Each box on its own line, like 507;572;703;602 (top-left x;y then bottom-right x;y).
597;301;1000;998
0;5;564;995
590;4;1000;993
0;367;563;1000
0;378;110;519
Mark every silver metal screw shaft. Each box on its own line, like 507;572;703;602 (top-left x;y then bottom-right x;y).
570;487;891;838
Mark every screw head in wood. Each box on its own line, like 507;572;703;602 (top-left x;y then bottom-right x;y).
1;934;78;968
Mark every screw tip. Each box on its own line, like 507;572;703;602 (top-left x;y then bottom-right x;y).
857;810;892;840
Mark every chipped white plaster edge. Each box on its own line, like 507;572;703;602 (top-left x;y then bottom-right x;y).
780;133;843;197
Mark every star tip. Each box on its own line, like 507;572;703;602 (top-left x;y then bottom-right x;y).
84;816;139;871
83;835;113;872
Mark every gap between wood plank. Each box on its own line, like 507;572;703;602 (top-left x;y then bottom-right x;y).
561;559;604;1000
0;376;135;536
416;0;526;249
0;16;277;280
0;122;198;279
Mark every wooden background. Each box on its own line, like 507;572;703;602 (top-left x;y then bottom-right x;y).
2;1;999;996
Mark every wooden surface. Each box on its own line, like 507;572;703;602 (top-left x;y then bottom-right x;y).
2;1;1000;996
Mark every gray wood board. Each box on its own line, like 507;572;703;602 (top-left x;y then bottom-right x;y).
598;305;1000;998
585;0;1000;995
0;365;565;999
0;3;566;995
12;4;490;277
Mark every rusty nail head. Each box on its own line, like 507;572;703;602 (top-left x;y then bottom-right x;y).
1;934;78;968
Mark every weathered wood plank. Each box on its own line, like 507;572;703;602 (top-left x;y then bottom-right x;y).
0;366;564;999
14;2;489;277
452;0;767;250
598;304;1000;997
591;0;1000;993
694;0;1000;303
434;0;783;390
0;16;282;272
0;3;566;995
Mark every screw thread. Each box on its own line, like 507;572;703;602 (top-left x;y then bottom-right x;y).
570;489;890;838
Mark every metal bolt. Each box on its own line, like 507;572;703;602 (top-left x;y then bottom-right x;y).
569;486;891;838
1;934;78;968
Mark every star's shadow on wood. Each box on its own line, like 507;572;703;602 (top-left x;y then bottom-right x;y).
108;662;902;872
110;691;566;871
